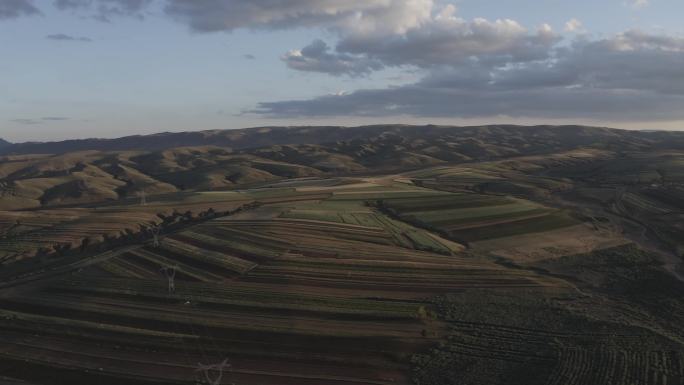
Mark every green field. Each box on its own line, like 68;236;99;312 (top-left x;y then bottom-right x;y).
378;193;578;244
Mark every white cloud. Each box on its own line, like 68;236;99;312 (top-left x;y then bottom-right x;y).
286;5;559;75
631;0;650;9
282;39;383;76
564;18;583;32
164;0;434;34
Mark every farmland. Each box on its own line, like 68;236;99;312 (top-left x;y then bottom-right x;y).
0;181;575;384
373;192;603;264
0;125;683;384
0;190;259;263
1;179;682;385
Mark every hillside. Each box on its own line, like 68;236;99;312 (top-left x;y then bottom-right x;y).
2;125;684;211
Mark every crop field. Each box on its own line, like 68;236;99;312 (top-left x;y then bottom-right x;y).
276;197;458;255
0;189;571;385
0;191;255;264
413;284;684;385
378;193;578;244
0;167;681;385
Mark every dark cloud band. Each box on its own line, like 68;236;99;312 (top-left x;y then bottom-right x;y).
0;0;40;20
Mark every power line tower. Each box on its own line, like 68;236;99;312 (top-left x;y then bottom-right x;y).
195;359;232;385
152;226;161;248
161;265;177;294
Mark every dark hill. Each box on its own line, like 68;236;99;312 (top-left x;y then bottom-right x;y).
3;124;682;156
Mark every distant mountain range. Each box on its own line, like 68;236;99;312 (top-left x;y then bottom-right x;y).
1;124;683;156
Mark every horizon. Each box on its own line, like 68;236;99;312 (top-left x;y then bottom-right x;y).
2;0;684;141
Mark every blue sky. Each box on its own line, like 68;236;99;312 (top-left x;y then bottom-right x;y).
1;0;683;142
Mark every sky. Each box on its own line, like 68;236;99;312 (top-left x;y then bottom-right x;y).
1;0;683;142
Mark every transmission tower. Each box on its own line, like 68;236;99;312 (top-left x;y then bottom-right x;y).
161;266;177;294
152;226;161;248
195;359;232;385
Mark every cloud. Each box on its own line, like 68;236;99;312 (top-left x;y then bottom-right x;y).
253;29;684;122
243;54;256;60
254;87;684;121
283;4;558;77
10;119;41;125
346;19;556;69
564;18;583;33
0;0;40;20
46;33;92;42
10;117;70;125
630;0;650;9
164;0;432;33
282;39;383;76
54;0;152;21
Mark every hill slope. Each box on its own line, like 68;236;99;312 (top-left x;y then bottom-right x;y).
2;125;684;210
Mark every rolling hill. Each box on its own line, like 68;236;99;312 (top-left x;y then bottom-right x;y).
2;125;684;211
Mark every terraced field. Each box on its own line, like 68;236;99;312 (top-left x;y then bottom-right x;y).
0;191;254;264
377;193;578;244
277;196;459;255
0;186;570;385
0;173;681;385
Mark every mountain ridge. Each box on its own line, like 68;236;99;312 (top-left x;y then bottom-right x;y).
2;124;677;156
